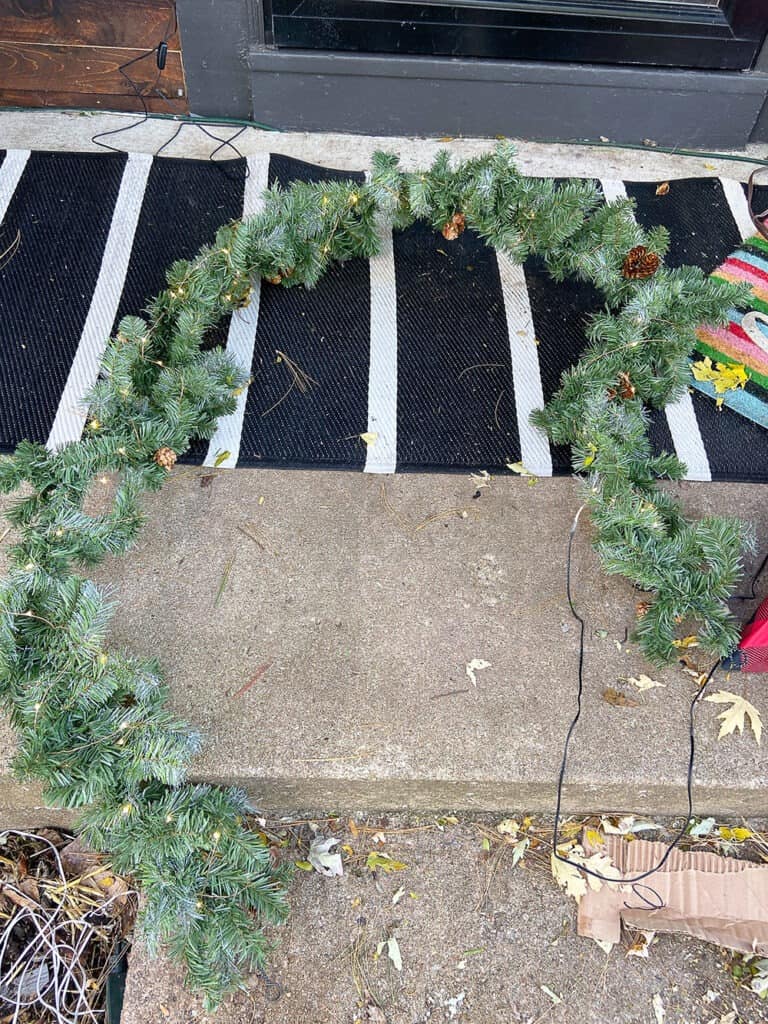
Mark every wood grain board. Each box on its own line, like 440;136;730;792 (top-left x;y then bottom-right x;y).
0;0;187;114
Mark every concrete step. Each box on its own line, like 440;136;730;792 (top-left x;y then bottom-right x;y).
2;471;765;820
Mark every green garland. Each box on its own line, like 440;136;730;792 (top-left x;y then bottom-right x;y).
0;144;753;1005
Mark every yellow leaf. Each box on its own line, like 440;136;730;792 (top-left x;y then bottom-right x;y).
691;357;749;395
366;851;407;873
481;836;491;852
731;827;752;842
506;461;535;477
703;163;716;170
295;860;312;871
719;826;733;841
359;431;378;447
704;690;762;744
585;828;604;848
672;635;699;649
213;450;231;468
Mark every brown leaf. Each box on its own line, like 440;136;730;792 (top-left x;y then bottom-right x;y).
655;182;670;196
2;883;38;910
603;687;639;708
61;837;103;877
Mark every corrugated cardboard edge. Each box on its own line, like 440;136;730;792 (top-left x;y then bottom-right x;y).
577;835;768;954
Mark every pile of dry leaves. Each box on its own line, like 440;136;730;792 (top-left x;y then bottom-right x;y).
0;830;135;1024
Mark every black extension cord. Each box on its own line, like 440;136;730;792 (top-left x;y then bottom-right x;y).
552;505;765;889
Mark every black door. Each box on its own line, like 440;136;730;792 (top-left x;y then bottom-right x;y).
265;0;766;70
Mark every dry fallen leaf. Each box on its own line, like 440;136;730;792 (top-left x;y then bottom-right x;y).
655;182;670;196
497;818;519;836
308;836;343;877
506;461;536;478
601;815;660;836
366;851;407;873
550;844;621;901
470;470;492;490
466;658;491;686
540;985;562;1005
691;357;749;405
672;635;700;650
627;929;657;959
704;690;762;744
593;938;615;954
387;935;402;971
719;825;752;842
551;850;588;902
653;993;666;1024
603;687;639;708
625;674;665;692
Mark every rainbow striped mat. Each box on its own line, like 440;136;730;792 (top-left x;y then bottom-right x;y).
694;235;768;430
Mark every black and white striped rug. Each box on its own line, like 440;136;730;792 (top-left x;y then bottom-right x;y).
1;148;767;482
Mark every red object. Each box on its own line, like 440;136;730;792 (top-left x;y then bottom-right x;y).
722;596;768;672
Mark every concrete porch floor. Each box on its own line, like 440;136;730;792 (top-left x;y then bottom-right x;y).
1;471;765;821
0;112;767;819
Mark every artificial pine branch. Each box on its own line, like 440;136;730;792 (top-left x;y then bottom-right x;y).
0;143;755;1005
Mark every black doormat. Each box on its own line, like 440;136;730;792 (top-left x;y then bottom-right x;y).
1;147;767;482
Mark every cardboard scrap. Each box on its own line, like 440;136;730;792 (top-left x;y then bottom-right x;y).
578;835;768;955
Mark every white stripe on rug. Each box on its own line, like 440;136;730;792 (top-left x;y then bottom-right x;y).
0;149;30;224
720;177;754;242
363;186;398;475
600;178;711;482
204;152;270;468
47;152;152;451
496;251;552;477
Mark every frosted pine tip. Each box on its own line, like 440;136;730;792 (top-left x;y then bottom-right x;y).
119;721;129;730
88;419;101;431
24;562;34;571
121;803;133;815
165;814;173;823
34;702;41;711
117;447;127;456
54;528;64;537
349;193;359;205
99;476;109;485
212;830;222;842
98;653;108;666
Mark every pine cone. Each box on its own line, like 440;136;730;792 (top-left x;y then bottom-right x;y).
153;446;177;471
608;372;637;401
441;212;466;241
621;245;660;280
